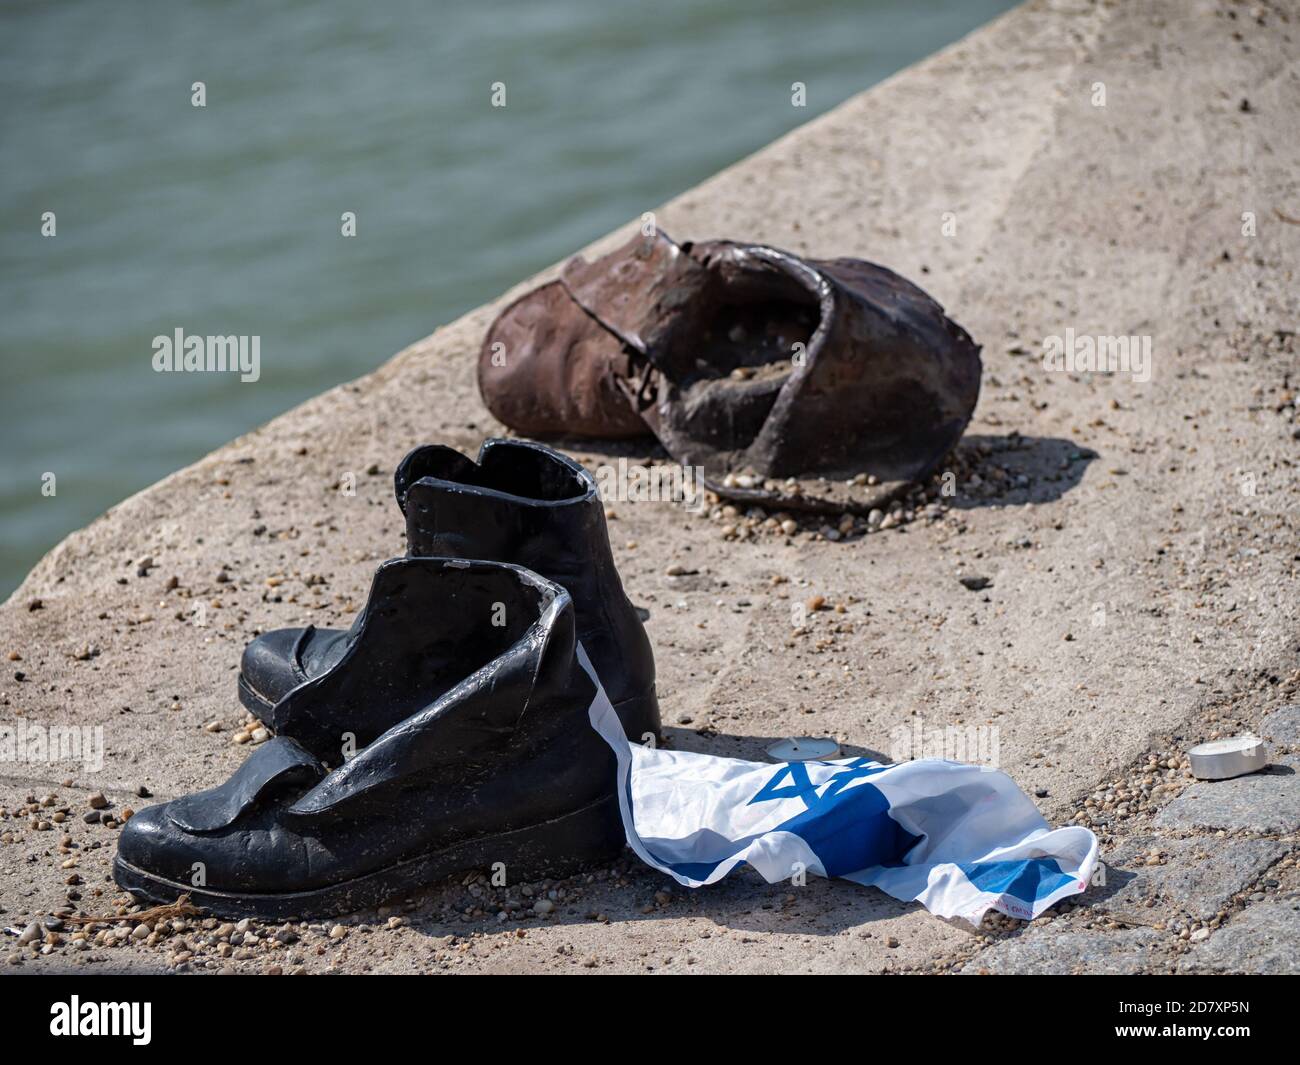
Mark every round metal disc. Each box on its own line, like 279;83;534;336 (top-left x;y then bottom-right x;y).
1187;735;1268;781
765;736;842;763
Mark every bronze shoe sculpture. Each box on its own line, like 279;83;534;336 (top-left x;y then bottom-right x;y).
479;228;981;514
238;439;659;746
116;560;624;919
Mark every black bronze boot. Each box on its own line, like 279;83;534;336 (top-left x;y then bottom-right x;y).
116;559;624;919
238;439;659;743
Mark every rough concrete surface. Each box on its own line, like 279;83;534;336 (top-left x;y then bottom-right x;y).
963;927;1166;976
1098;834;1286;921
1176;900;1300;974
2;0;1297;974
1155;756;1299;834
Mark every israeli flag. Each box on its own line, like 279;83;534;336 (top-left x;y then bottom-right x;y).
581;650;1098;924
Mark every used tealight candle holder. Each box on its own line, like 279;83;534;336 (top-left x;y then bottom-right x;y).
1186;735;1268;781
765;736;842;763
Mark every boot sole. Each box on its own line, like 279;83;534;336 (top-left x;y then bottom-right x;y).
237;672;277;717
113;793;625;921
238;671;660;745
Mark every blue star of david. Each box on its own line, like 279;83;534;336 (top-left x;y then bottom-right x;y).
747;756;887;811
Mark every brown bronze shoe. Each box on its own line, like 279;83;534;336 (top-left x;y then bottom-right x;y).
478;280;647;440
478;228;982;513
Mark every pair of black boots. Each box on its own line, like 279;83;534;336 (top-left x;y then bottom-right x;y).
114;440;658;919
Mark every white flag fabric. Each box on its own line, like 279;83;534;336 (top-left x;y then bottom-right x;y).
579;648;1098;925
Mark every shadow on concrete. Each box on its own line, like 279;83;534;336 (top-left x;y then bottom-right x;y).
393;856;926;944
380;727;988;944
945;433;1097;510
534;431;1097;517
659;725;890;764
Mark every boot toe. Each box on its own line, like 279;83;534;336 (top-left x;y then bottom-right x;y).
116;802;203;888
240;627;309;708
118;798;318;896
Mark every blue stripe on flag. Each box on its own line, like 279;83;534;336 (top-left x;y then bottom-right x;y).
955;859;1076;902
